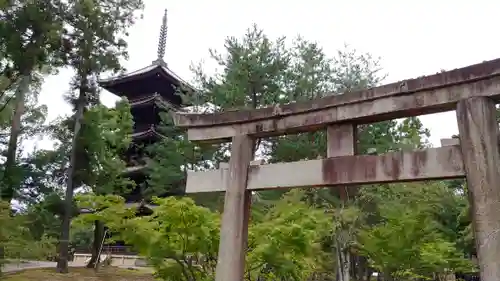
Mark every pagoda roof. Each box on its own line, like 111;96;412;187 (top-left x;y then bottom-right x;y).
123;164;147;175
98;61;197;94
132;124;166;140
129;93;188;111
124;202;158;210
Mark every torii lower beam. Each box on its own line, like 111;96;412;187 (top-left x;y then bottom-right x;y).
185;145;465;193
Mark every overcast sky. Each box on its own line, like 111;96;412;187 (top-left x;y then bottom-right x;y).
35;0;500;149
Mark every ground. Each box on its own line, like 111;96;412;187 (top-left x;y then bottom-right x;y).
2;267;155;281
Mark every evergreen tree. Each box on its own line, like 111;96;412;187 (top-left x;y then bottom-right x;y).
0;0;64;203
55;0;143;272
146;111;220;209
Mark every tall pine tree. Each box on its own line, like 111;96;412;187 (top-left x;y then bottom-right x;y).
0;0;64;203
56;0;143;272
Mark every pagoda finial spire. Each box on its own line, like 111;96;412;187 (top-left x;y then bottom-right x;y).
156;9;168;63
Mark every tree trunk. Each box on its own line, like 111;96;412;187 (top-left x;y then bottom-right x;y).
56;88;86;273
1;74;30;202
0;74;30;265
366;269;372;281
383;271;394;281
341;248;350;281
86;220;105;269
335;238;350;281
353;254;368;281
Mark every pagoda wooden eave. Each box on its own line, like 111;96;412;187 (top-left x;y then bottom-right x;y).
129;93;187;111
124;202;158;210
123;164;147;175
98;62;197;94
78;202;158;215
132;125;167;140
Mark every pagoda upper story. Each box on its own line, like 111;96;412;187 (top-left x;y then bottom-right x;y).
97;9;194;202
99;58;193;110
99;9;194;142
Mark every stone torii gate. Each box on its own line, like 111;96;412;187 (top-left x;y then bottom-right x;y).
172;58;500;281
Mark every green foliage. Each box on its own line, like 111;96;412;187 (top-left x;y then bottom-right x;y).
56;0;143;192
55;0;144;192
0;1;64;73
79;100;134;194
24;192;65;239
74;193;134;223
247;190;332;280
147;111;218;199
76;195;219;281
125;197;220;281
191;24;289;110
75;191;335;281
69;225;93;251
56;0;143;265
0;0;65;202
357;183;475;280
61;0;144;78
0;201;57;274
42;98;133;195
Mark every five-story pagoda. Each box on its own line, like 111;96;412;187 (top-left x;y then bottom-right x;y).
98;9;194;206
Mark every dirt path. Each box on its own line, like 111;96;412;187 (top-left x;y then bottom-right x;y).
2;267;155;281
2;260;154;274
2;260;86;273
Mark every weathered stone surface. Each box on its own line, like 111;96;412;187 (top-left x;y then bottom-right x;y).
215;135;254;281
186;146;465;193
171;58;500;143
457;97;500;281
174;58;500;128
326;124;357;199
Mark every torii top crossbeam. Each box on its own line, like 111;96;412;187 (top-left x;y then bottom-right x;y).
171;58;500;143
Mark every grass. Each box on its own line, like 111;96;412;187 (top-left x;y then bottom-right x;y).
3;267;156;281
